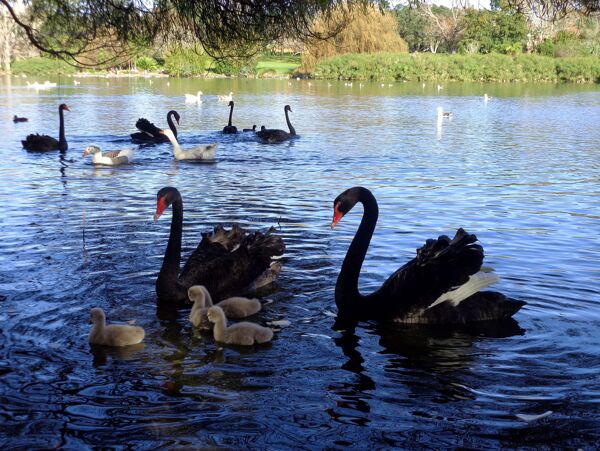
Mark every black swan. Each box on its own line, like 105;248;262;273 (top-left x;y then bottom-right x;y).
130;110;180;144
154;187;285;304
222;101;238;134
21;104;69;151
256;105;296;143
13;115;28;123
243;125;256;132
331;187;525;324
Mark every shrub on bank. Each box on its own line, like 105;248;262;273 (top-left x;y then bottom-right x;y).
163;46;209;77
312;53;600;83
11;57;77;76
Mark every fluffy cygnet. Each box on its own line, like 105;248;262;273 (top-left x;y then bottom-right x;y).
89;307;145;347
188;285;261;330
207;306;273;345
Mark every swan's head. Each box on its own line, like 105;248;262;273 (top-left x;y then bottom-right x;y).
154;186;181;221
168;110;180;125
207;306;225;323
83;145;101;157
228;100;234;107
188;285;209;307
260;125;266;131
331;187;367;229
284;105;292;113
59;104;70;112
90;307;105;324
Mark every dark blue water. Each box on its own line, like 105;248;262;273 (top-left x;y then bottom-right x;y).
1;75;599;448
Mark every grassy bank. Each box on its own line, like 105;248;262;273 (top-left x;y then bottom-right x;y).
10;54;300;78
11;57;77;76
311;53;600;83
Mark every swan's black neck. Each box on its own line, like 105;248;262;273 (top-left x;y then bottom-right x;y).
157;197;183;296
58;107;67;150
228;103;234;126
335;188;378;311
285;108;296;135
167;112;178;138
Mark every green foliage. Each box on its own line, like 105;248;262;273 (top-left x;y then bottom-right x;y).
163;46;209;77
459;9;528;54
312;52;600;83
136;56;158;71
537;38;556;57
11;57;77;76
394;6;430;52
536;27;598;58
256;60;300;77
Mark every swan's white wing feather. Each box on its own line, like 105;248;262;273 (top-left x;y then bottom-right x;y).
426;271;500;310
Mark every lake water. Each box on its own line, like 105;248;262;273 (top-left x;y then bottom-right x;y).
1;75;599;448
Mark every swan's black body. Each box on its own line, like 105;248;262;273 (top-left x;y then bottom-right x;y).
131;110;180;144
154;187;285;304
222;101;238;134
256;105;296;143
332;187;525;324
22;104;69;151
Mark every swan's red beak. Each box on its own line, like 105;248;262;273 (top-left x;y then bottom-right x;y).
154;196;167;221
331;202;343;229
64;105;70;111
159;129;165;135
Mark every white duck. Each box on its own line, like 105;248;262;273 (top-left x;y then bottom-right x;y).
160;128;218;161
484;93;493;103
83;145;134;165
188;285;262;330
88;307;145;347
207;306;273;345
185;90;203;104
217;91;233;102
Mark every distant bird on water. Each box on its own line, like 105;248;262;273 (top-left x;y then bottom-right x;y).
437;106;452;121
13;115;28;123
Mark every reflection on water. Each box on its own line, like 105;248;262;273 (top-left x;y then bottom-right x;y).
1;77;599;448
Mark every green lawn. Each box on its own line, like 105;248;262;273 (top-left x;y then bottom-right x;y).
255;57;301;77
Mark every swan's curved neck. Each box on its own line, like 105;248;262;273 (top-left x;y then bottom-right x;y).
58;107;67;149
165;133;183;158
335;189;378;305
158;197;183;289
285;108;296;135
212;312;227;339
228;103;234;126
167;112;178;138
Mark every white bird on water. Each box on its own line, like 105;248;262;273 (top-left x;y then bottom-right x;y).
185;90;203;104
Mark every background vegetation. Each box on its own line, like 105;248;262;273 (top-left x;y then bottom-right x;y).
2;0;599;83
313;53;600;83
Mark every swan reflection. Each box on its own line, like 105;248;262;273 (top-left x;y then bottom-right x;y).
328;319;525;423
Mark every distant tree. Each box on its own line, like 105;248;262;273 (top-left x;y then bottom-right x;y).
418;2;465;53
394;5;431;52
460;9;528;53
301;5;408;71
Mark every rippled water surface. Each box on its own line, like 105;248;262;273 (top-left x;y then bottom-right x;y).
1;76;599;448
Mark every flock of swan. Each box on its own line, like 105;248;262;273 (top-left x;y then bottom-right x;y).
14;88;524;350
18;100;297;163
